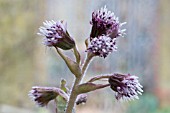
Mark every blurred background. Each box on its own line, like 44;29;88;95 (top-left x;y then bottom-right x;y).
0;0;170;113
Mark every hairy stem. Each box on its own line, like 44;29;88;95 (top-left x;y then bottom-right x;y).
73;46;81;65
55;47;81;78
76;83;110;94
88;74;112;82
82;52;94;75
65;52;94;113
65;77;81;113
55;98;58;113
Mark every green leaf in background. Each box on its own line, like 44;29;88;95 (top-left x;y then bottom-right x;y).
127;94;159;113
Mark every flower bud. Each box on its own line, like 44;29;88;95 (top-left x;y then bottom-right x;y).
90;6;126;40
38;20;75;50
76;94;87;105
28;86;68;107
108;73;143;101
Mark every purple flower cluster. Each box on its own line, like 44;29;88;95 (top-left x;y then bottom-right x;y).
87;6;126;58
109;73;143;101
90;6;126;39
38;20;75;50
87;36;117;58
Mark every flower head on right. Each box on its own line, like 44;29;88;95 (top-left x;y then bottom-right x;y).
108;73;143;101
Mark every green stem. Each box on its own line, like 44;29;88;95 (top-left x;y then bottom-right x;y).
82;52;94;75
55;47;81;78
88;74;112;83
65;77;81;113
55;97;67;113
55;98;58;113
73;46;81;64
55;47;67;61
65;52;94;113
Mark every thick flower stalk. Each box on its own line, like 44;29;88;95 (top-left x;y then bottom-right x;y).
90;6;126;39
38;20;75;50
87;35;117;58
108;73;143;101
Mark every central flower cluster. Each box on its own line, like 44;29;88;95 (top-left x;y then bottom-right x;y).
87;6;126;58
87;36;117;58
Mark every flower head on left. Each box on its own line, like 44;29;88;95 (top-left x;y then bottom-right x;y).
37;20;75;50
28;86;68;107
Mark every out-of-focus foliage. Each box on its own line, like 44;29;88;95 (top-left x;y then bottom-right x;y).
127;94;159;113
155;107;170;113
0;0;44;107
127;94;170;113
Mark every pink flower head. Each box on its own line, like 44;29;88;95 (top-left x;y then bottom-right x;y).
28;86;68;107
90;6;126;40
109;73;143;101
87;35;117;58
38;20;75;50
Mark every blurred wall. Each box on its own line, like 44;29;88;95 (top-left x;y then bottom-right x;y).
0;0;46;108
157;0;170;106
